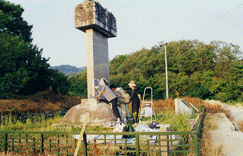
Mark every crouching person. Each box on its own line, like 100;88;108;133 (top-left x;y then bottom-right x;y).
95;78;121;123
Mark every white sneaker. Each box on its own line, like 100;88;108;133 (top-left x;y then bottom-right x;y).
117;118;121;123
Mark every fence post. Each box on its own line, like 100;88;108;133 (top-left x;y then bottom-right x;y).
193;133;199;156
18;132;21;144
135;133;139;156
49;139;51;153
40;134;44;154
4;133;7;153
57;134;60;156
11;138;14;151
83;132;87;156
33;137;35;153
18;132;21;152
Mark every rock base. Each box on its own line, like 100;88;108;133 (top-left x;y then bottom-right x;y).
62;99;125;124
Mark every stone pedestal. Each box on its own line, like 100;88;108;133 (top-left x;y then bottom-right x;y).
62;99;129;124
175;99;193;116
62;99;117;124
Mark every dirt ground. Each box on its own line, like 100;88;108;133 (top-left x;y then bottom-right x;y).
206;100;243;156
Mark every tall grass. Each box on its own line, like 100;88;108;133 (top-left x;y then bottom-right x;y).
0;112;114;132
0;113;64;131
153;97;205;113
154;108;192;131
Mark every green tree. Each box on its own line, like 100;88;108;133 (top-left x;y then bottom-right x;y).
108;40;242;101
68;70;87;97
0;32;50;97
0;0;32;42
50;69;70;95
167;40;216;75
69;39;242;102
0;1;71;97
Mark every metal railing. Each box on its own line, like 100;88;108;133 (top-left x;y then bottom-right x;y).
0;106;206;156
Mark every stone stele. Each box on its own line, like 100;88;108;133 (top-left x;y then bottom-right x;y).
62;0;118;124
75;0;116;97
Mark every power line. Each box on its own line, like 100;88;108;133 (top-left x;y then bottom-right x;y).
178;3;243;39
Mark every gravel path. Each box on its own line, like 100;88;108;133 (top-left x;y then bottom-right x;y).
206;100;243;156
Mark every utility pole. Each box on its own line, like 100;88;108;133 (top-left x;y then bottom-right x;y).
159;41;169;99
164;43;169;99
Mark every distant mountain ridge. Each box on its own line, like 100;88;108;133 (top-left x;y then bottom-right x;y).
51;65;86;76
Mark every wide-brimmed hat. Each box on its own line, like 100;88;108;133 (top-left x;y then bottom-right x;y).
128;81;136;86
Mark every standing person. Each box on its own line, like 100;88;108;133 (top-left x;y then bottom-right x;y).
128;81;140;123
95;78;121;122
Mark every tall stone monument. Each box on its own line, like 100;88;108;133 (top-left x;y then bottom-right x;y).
62;0;118;124
75;0;117;98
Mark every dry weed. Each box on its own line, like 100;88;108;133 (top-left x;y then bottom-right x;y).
0;89;81;114
201;115;223;156
236;120;243;132
182;97;205;106
154;97;208;110
203;102;232;121
0;151;44;156
87;142;119;155
203;115;219;131
154;96;217;114
201;130;223;156
153;98;175;113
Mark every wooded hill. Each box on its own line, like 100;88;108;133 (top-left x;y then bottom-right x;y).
50;65;86;76
69;40;243;102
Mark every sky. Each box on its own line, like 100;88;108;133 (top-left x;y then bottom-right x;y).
9;0;243;68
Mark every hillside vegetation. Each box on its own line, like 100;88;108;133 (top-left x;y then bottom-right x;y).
69;40;243;102
50;65;86;76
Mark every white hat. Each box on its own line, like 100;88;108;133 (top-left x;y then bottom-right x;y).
128;80;136;86
145;104;150;107
99;78;107;86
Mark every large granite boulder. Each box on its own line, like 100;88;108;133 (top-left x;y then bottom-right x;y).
61;99;119;124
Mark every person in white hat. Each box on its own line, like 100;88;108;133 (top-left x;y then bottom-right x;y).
128;80;140;123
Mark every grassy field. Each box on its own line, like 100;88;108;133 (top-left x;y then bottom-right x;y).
1;91;240;156
0;92;230;132
0;107;192;132
0;94;207;132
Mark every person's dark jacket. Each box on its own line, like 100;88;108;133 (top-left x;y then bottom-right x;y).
131;88;140;113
